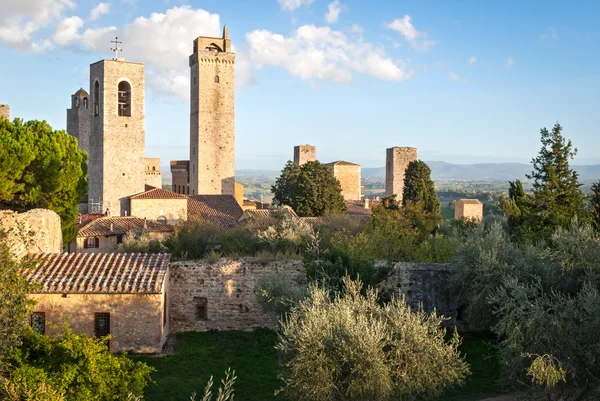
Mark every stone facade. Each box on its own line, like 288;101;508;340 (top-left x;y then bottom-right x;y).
0;104;10;120
454;199;483;221
30;283;169;353
189;27;235;196
294;145;316;166
385;147;417;202
169;258;304;332
66;89;92;153
89;59;146;217
130;198;187;225
234;182;244;206
144;158;163;189
170;160;190;194
0;209;62;258
327;161;361;201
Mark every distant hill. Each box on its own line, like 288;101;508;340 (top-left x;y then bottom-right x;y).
362;162;600;182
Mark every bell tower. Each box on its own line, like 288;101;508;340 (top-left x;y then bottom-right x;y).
66;88;92;153
189;25;235;195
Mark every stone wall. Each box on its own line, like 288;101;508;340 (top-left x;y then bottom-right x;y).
31;289;168;353
0;104;10;120
454;200;483;221
130;198;187;225
294;145;316;166
385;147;417;202
169;258;304;332
170;160;190;194
0;209;62;257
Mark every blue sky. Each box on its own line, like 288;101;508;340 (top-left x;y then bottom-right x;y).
1;0;599;170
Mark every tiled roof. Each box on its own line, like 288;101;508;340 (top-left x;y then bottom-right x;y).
325;160;361;167
299;217;325;225
130;187;187;200
75;213;104;229
187;195;243;228
239;207;299;222
24;253;170;294
456;199;483;205
344;200;380;216
78;216;174;237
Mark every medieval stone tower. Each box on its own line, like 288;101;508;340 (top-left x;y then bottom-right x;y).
88;58;146;215
0;104;10;120
294;144;316;166
66;88;92;153
189;26;235;195
385;147;417;202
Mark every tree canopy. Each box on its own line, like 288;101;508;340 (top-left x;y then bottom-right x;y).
271;161;346;217
500;123;586;242
0;118;88;243
590;181;600;231
402;160;441;214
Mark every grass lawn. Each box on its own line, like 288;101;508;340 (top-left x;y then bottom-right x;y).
136;330;504;401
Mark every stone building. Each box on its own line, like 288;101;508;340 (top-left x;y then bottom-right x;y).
294;144;316;166
25;252;171;353
130;187;188;225
385;147;417;202
170;160;190;195
454;199;483;221
0;104;10;120
189;26;235;196
66;88;92;153
70;215;173;253
144;158;163;189
326;160;361;201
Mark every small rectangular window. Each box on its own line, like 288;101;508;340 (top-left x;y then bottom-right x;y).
85;237;99;249
31;312;45;334
94;312;110;349
116;235;123;244
194;297;208;321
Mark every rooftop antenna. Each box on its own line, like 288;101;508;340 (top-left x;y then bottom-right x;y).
110;37;123;59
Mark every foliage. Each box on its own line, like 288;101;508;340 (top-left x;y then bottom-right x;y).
221;226;262;256
590;181;600;231
256;212;312;254
256;269;307;318
192;369;236;401
164;220;223;260
117;229;165;253
272;161;346;217
278;277;469;401
0;118;88;243
500;123;587;243
0;232;35;373
3;328;153;401
402;160;442;218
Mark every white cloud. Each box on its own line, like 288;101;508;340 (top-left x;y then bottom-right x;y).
385;15;437;51
506;56;515;68
541;27;558;40
53;15;83;45
0;0;74;50
89;3;111;21
348;24;364;34
278;0;315;11
325;0;342;24
447;71;468;83
467;56;477;64
245;24;410;85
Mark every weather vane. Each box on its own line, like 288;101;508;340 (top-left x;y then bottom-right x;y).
110;37;123;59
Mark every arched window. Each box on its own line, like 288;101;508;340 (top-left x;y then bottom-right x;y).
75;97;80;107
214;75;220;84
177;185;181;194
94;81;99;116
83;98;88;109
117;81;131;117
157;216;167;224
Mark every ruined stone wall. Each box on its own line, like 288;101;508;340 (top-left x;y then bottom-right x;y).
30;289;168;353
169;259;304;332
189;46;235;196
130;198;187;225
294;145;316;166
0;104;10;120
89;59;146;216
0;209;62;257
332;164;361;201
385;147;417;202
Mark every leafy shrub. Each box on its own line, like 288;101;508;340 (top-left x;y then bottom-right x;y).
117;229;165;253
277;277;469;401
256;214;312;254
221;226;262;256
256;269;307;317
164;220;223;260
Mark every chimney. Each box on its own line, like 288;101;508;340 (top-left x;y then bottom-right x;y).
110;223;113;232
364;198;370;209
143;217;147;229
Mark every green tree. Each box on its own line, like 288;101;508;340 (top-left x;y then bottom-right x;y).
500;123;586;242
278;277;469;401
272;161;345;217
0;119;88;243
590;181;600;231
402;160;441;217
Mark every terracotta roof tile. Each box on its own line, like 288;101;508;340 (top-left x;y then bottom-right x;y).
325;160;361;166
78;216;174;237
130;187;187;200
239;207;299;222
187;195;243;229
23;253;170;294
75;213;104;229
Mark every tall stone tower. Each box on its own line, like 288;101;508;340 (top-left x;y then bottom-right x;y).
385;147;417;202
88;58;145;216
189;26;235;195
294;145;316;166
66;88;92;153
0;104;9;120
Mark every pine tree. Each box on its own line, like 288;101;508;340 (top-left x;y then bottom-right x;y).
402;160;442;219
